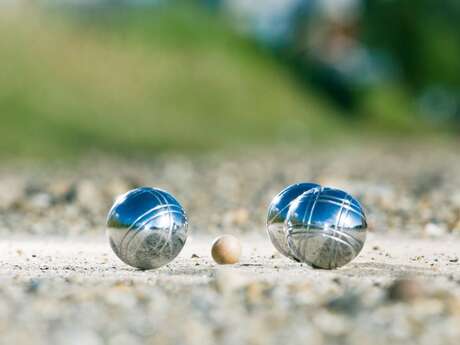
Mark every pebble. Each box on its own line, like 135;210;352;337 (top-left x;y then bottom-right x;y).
387;279;423;302
0;148;459;239
0;177;23;209
0;148;460;345
76;180;105;213
48;180;76;203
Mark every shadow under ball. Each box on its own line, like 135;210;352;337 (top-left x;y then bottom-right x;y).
106;187;188;269
267;183;320;261
286;187;367;269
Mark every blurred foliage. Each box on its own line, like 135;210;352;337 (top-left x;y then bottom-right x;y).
0;5;346;159
362;0;460;91
0;2;455;160
359;0;460;129
273;0;460;130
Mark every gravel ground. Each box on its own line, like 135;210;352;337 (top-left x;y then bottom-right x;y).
1;143;460;344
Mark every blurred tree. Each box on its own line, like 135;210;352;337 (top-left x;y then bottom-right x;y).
362;0;460;92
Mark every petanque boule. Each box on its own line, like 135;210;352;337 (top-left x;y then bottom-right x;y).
267;182;320;261
286;186;367;269
106;187;188;269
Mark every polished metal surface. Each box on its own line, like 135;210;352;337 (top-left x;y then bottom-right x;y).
106;187;188;269
267;183;320;261
286;187;367;269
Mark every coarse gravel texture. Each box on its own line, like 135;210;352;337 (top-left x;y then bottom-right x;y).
1;143;460;345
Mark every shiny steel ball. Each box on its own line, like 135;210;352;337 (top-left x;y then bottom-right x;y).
106;187;188;269
211;235;241;265
286;187;367;269
267;183;320;261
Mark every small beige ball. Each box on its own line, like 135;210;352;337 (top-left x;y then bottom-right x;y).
211;235;241;264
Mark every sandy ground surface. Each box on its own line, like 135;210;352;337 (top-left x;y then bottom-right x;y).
1;144;460;344
2;233;460;285
1;234;460;345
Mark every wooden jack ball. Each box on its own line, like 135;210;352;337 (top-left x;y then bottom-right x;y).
211;235;241;265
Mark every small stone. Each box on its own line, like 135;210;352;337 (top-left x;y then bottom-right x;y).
76;180;105;213
0;178;23;209
245;281;271;304
449;257;459;263
332;277;341;285
233;208;249;225
28;193;53;210
387;278;423;302
213;268;246;294
226;208;249;226
326;292;361;314
48;180;76;203
25;279;41;293
191;254;200;259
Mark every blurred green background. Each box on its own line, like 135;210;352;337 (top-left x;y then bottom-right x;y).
1;0;459;159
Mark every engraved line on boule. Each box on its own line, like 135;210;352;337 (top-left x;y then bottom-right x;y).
304;187;322;232
118;189;166;260
268;202;291;224
129;204;184;230
285;187;366;268
106;188;142;224
292;187;321;262
315;194;364;215
289;230;363;260
125;226;151;267
153;189;176;247
155;189;176;253
291;232;358;263
107;188;188;269
288;226;363;253
123;208;186;260
315;197;365;219
267;184;319;224
160;191;188;256
332;193;348;269
129;227;170;269
125;217;185;268
120;204;182;260
336;193;356;266
119;203;181;261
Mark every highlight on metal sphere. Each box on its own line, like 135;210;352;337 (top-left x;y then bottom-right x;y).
286;187;367;269
106;187;188;269
267;183;320;261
